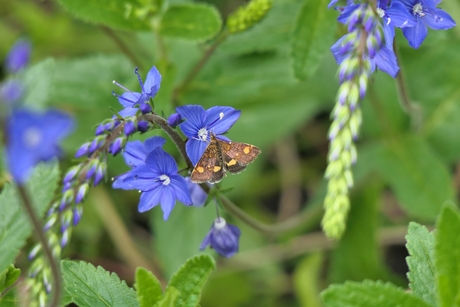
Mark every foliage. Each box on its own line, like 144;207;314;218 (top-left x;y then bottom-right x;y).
0;0;459;305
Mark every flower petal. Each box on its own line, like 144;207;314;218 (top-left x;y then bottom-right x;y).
374;47;399;77
143;66;162;98
118;107;139;117
186;139;209;166
144;136;166;152
385;1;417;28
424;8;456;30
185;177;207;206
402;20;428;48
205;107;241;135
199;230;212;250
123;140;147;167
138;188;162;212
118;92;141;107
177;105;206;138
145;148;178;175
170;175;193;205
159;186;176;220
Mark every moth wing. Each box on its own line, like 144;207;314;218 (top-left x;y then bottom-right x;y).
221;140;262;174
191;141;226;184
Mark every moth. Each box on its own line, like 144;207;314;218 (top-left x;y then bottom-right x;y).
190;134;261;184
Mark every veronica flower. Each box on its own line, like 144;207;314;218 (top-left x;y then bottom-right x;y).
113;148;192;219
399;0;456;48
112;66;162;116
176;105;241;165
6;109;74;183
200;217;241;258
0;80;23;104
112;136;166;189
184;177;207;206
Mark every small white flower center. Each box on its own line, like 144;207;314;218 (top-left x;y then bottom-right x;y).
413;3;425;17
23;127;42;149
376;8;385;18
219;112;224;120
197;128;208;141
214;217;227;229
159;174;170;186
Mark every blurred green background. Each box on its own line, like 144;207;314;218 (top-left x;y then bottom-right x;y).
2;0;460;306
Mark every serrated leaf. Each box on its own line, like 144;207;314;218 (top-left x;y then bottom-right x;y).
3;265;21;290
374;136;453;220
293;253;323;307
165;254;215;307
160;4;222;42
156;286;180;307
56;0;150;30
321;280;432;307
135;267;163;307
405;222;436;306
435;205;460;307
0;161;59;274
61;260;139;307
290;0;336;80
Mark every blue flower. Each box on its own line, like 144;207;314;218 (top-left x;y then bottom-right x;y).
167;113;182;128
113;148;192;219
200;217;241;258
399;0;456;48
6;108;74;184
113;66;162;116
5;40;31;73
112;136;166;189
176;105;241;165
185;177;207;206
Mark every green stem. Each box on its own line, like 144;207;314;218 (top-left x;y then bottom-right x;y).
17;185;61;307
171;31;229;105
393;40;422;130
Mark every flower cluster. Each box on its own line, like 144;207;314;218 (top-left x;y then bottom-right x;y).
323;0;455;239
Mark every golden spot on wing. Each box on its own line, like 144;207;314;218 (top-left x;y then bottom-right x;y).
213;166;222;172
196;166;204;173
243;146;251;154
227;159;237;166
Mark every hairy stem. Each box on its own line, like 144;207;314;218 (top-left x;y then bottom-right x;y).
18;185;61;307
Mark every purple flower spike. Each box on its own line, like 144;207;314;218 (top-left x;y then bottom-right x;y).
176;105;241;166
6;109;74;184
109;137;125;156
63;165;80;183
94;163;106;186
113;148;192;220
75;142;90;158
200;217;241;258
167;113;182;128
0;80;23;104
95;124;105;136
73;206;83;226
86;161;98;179
137;121;149;132
75;183;89;204
113;66;162;115
124;120;136;136
5;40;31;73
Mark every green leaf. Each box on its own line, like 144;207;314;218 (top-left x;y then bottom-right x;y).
373;136;453;220
435;205;460;307
290;0;336;80
321;280;432;307
1;265;21;290
156;286;180;307
165;254;215;307
405;222;436;306
23;58;56;109
160;4;222;42
0;287;17;307
293;253;323;307
61;260;139;307
56;0;150;30
153;204;215;278
135;267;163;307
0;161;59;274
